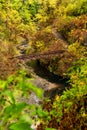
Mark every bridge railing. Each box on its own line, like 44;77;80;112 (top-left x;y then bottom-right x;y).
16;50;66;61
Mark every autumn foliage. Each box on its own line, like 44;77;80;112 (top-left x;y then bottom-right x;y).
0;0;87;130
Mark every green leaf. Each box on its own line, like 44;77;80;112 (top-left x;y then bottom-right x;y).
45;128;56;130
4;102;27;115
3;90;15;104
9;122;33;130
36;106;48;118
27;82;43;99
13;102;27;113
0;80;7;89
4;105;13;115
7;75;14;84
20;114;32;124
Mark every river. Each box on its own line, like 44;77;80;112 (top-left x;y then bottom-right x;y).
22;61;70;105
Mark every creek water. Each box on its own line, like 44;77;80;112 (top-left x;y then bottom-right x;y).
26;61;70;130
17;41;70;102
24;61;70;105
18;43;70;129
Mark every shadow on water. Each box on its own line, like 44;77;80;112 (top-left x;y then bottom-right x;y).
27;61;70;97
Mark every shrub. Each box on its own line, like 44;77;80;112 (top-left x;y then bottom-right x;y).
0;70;43;130
37;58;87;130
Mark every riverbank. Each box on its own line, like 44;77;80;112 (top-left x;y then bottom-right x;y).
21;61;70;105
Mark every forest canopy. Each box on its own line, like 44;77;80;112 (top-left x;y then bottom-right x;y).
0;0;87;130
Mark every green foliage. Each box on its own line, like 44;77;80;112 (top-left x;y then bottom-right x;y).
29;0;87;77
0;0;39;43
56;0;87;16
66;0;87;16
9;122;32;130
37;58;87;129
0;0;87;130
0;0;87;43
0;70;43;130
45;128;56;130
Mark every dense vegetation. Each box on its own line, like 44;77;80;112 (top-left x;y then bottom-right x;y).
0;0;87;130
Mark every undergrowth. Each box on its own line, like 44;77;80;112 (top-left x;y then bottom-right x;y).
0;70;43;130
37;58;87;130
